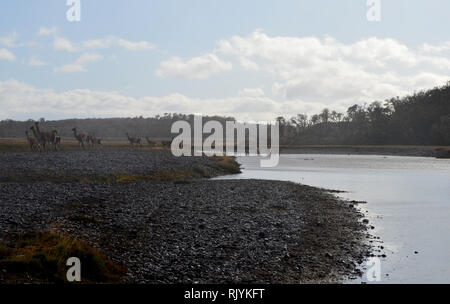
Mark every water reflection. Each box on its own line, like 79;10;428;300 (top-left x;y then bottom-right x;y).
217;154;450;283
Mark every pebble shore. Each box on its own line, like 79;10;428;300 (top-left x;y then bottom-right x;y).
0;149;370;283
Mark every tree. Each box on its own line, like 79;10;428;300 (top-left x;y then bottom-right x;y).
346;104;367;123
292;114;308;128
310;114;320;125
319;108;330;123
432;114;450;145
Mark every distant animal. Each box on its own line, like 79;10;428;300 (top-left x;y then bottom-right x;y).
34;122;58;151
145;137;157;147
85;134;95;148
72;127;86;149
87;133;102;148
25;130;39;152
91;137;102;147
29;126;44;151
126;133;141;146
54;134;61;150
72;127;96;149
160;139;172;149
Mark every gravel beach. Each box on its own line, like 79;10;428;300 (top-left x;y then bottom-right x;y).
0;149;371;283
0;149;238;183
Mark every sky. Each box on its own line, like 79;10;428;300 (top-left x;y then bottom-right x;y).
1;0;450;121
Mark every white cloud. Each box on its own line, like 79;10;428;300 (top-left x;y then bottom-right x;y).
27;57;47;67
216;30;450;104
117;38;154;50
76;53;103;65
420;42;450;53
156;53;232;79
0;48;16;61
54;64;85;73
54;53;103;73
3;29;450;121
51;35;155;52
82;39;108;50
0;80;331;121
238;57;259;70
238;88;265;97
38;26;58;36
82;35;155;51
0;32;19;48
54;37;77;52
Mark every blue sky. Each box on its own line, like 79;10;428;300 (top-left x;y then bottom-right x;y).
1;0;450;120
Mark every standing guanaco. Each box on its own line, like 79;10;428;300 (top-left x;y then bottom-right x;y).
126;133;141;147
25;130;39;152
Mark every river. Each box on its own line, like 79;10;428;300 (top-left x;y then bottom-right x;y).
216;154;450;283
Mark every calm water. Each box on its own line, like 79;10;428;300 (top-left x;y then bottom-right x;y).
217;154;450;283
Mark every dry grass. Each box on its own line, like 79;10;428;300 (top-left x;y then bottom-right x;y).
0;232;126;284
0;139;30;152
106;170;196;183
214;155;241;174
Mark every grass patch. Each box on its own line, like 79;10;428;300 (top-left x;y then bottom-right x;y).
0;232;126;284
148;169;196;181
0;141;30;152
0;169;209;184
81;169;197;183
103;170;196;183
214;156;241;174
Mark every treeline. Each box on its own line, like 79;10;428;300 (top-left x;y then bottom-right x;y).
278;82;450;146
1;82;450;145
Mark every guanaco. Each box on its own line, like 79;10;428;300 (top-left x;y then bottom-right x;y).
126;133;141;147
72;127;86;149
29;126;44;152
90;133;103;148
34;122;57;151
25;130;39;152
54;133;61;150
145;136;157;147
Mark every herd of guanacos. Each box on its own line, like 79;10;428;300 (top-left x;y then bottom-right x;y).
24;121;172;152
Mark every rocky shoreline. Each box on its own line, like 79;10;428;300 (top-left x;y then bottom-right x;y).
0;149;240;183
0;149;371;283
